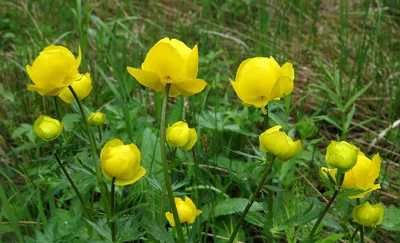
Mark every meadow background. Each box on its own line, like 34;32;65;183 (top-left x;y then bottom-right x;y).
1;0;399;242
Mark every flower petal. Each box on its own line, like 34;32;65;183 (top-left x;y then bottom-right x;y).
270;76;294;100
183;128;197;150
175;79;207;96
127;67;164;91
282;62;294;80
100;138;124;162
114;166;146;186
165;212;175;227
58;73;92;104
186;45;198;79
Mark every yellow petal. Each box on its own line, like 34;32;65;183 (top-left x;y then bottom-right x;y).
58;73;92;104
165;212;175;227
74;46;82;70
128;144;141;163
282;62;294;80
186;45;199;79
142;42;186;81
348;184;381;199
270;76;294;100
184;196;197;213
127;67;164;91
114;166;146;186
100;138;124;162
27;84;66;96
183;128;197;150
175;79;207;96
168;84;181;97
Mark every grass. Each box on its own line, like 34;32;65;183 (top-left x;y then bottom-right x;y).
1;0;399;242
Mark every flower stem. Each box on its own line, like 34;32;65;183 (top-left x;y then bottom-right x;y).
54;153;93;222
357;198;364;243
308;171;344;240
68;86;110;214
110;177;116;243
160;84;184;242
227;156;275;243
350;225;361;242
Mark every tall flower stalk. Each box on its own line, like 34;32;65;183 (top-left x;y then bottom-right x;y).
160;84;184;242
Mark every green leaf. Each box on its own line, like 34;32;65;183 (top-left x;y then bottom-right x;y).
140;128;163;184
343;104;356;133
276;201;320;231
315;233;345;243
381;205;400;231
343;81;372;111
62;113;81;132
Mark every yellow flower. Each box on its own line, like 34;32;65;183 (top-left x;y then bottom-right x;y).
87;111;106;127
127;37;207;97
58;73;92;104
100;138;146;186
259;125;302;161
326;141;359;171
165;196;202;227
166;121;197;150
321;152;381;199
33;115;63;141
230;57;294;108
352;202;384;227
26;45;82;96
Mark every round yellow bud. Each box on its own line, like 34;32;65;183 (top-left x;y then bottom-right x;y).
58;73;92;104
325;141;359;171
166;121;197;150
87;112;106;126
352;202;384;227
259;125;302;161
165;196;202;227
127;37;207;97
230;57;294;108
100;138;146;186
33;115;63;141
26;45;82;96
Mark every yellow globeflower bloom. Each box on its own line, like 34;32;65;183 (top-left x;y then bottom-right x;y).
127;37;207;97
321;152;381;199
33;115;63;141
259;125;302;161
26;45;82;96
58;73;92;104
165;196;202;227
352;202;384;227
100;138;146;186
166;121;197;150
230;57;294;109
87;111;106;127
326;141;359;171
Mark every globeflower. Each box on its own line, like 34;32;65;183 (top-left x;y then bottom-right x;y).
326;141;359;171
259;125;302;161
352;202;384;227
166;121;197;150
230;57;294;109
100;138;146;186
127;37;207;97
87;111;106;126
58;73;92;104
33;115;63;141
321;152;381;199
165;196;202;227
26;45;82;96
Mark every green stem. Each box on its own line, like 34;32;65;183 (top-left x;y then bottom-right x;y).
357;199;364;243
263;104;273;242
160;84;184;242
227;156;275;243
110;177;116;243
308;172;344;240
97;126;102;142
53;97;61;121
54;153;93;221
350;225;361;242
68;86;110;214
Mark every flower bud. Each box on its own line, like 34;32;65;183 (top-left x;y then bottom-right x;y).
87;112;106;126
100;138;146;186
352;202;384;227
325;141;359;171
33;115;63;141
165;196;202;227
166;121;197;150
259;125;302;161
58;73;92;104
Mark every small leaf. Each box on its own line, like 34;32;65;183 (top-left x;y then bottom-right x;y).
343;81;372;111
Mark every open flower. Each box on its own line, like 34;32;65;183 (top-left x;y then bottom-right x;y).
100;138;146;186
127;37;207;97
58;73;92;104
166;121;197;150
352;202;384;227
87;111;106;127
165;196;202;227
259;125;302;161
321;152;381;199
26;45;82;96
230;57;294;109
326;141;359;171
33;115;63;141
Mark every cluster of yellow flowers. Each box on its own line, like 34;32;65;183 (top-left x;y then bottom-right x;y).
323;141;384;227
26;37;384;232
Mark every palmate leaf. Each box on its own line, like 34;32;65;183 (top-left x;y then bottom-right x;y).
276;201;321;231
